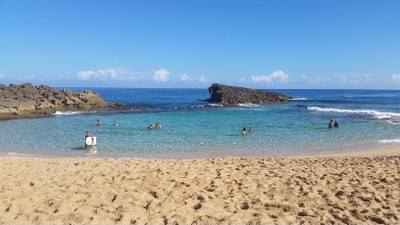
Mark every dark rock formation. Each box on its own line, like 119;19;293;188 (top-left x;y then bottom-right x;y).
0;83;110;120
207;83;292;105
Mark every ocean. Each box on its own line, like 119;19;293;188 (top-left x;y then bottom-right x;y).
0;88;399;158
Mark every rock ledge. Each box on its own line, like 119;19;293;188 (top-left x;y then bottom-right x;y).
207;83;292;105
0;83;110;120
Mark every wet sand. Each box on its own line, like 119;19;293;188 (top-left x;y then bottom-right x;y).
0;147;399;224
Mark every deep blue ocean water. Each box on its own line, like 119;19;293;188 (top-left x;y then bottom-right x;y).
1;88;399;158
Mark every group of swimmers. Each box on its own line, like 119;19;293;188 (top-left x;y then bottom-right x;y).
148;122;161;129
97;119;160;128
328;120;339;128
96;119;119;127
241;127;254;136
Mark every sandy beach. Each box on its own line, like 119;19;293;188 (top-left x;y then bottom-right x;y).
1;147;399;224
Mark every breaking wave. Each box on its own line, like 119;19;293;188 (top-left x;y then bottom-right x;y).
292;97;307;101
206;103;223;107
379;139;400;143
307;106;400;119
54;111;82;116
237;103;261;108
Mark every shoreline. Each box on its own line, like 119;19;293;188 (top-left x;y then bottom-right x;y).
1;142;399;160
1;146;399;224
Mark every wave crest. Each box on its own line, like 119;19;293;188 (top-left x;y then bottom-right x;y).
379;139;400;143
307;106;400;119
237;103;261;108
54;111;81;116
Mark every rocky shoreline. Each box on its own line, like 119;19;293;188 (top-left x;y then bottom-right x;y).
1;83;292;120
0;83;148;120
207;83;292;105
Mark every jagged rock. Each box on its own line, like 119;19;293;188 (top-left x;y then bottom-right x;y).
207;83;292;105
0;83;109;120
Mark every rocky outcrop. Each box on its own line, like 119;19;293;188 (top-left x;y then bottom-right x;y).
207;83;292;105
0;83;109;120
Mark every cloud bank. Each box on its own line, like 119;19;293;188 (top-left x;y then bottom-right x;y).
302;75;332;84
251;70;289;84
77;69;138;81
179;74;207;83
153;69;170;82
392;74;400;83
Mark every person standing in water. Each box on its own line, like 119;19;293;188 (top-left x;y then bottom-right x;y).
241;127;246;136
328;120;333;129
334;120;339;128
85;131;94;148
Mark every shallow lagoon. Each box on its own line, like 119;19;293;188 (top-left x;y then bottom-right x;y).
0;88;399;158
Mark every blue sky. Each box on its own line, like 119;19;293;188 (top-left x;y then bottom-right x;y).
1;0;400;89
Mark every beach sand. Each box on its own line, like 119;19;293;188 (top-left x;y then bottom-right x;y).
0;147;399;224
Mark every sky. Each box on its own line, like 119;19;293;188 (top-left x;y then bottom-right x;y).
1;0;400;89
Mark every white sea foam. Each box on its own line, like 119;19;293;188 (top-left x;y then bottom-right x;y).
54;111;81;116
207;103;223;107
292;97;307;101
237;103;261;108
7;152;19;155
386;120;400;125
191;105;205;108
307;106;400;119
379;139;400;143
7;152;30;156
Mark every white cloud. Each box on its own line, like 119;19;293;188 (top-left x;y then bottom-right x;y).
153;69;170;82
179;74;193;82
391;74;400;83
197;75;207;83
0;73;4;79
339;76;348;85
77;69;138;81
77;70;96;80
251;70;289;84
97;69;118;79
339;74;373;85
179;74;207;83
363;74;372;83
302;75;331;84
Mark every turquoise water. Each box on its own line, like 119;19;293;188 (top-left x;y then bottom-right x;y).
0;88;399;158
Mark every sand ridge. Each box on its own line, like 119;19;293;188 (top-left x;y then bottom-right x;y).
0;153;399;224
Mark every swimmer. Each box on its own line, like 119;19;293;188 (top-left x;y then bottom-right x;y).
148;124;153;129
241;127;246;136
334;120;339;128
328;120;333;129
155;122;161;129
249;127;254;133
96;119;101;126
